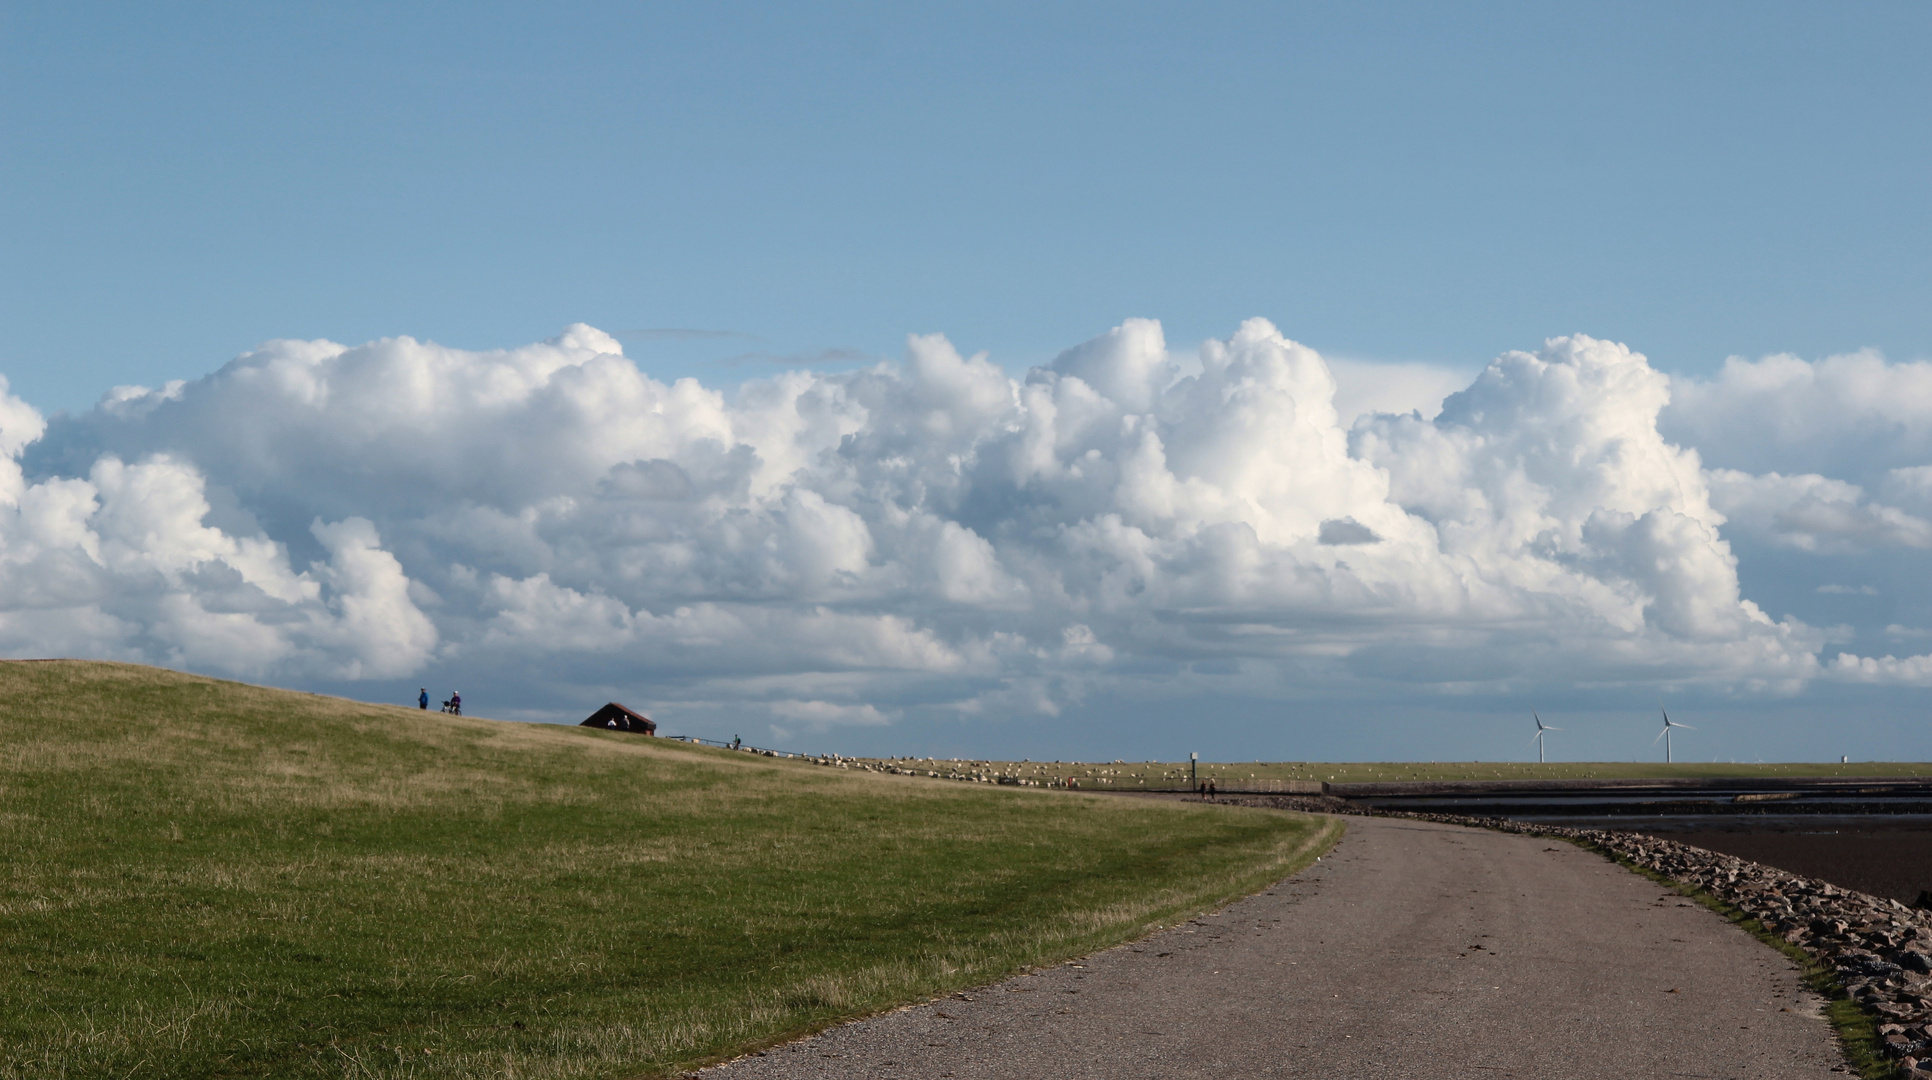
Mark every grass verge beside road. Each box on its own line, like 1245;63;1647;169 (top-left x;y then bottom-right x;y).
0;661;1337;1080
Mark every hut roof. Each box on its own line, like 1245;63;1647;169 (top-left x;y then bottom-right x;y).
581;702;655;733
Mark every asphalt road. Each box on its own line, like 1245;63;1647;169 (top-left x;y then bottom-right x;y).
702;815;1846;1079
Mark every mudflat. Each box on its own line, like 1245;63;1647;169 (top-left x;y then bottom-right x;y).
705;816;1844;1079
1640;822;1932;905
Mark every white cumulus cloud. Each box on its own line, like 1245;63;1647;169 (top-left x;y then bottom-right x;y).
1706;470;1932;553
1664;348;1932;485
7;320;1932;721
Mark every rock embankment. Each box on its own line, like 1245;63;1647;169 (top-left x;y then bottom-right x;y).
798;753;1074;786
1381;811;1932;1075
1197;793;1354;814
796;754;1188;789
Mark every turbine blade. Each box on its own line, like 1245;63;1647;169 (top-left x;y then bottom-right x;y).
1651;728;1667;745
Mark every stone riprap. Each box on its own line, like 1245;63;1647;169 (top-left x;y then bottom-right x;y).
1363;809;1932;1075
794;754;1178;789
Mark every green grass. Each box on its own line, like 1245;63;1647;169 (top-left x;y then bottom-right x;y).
856;757;1932;789
0;661;1337;1080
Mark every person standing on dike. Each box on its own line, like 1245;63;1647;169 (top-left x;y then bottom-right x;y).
418;688;429;710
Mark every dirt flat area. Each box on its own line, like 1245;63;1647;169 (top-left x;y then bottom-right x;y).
704;816;1843;1079
1641;823;1932;904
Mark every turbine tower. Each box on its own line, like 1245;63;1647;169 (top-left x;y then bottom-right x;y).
1530;710;1562;764
1652;706;1693;764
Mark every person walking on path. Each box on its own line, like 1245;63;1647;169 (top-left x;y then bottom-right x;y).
450;691;461;716
418;688;429;710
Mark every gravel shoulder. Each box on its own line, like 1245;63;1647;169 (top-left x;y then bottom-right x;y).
702;815;1844;1079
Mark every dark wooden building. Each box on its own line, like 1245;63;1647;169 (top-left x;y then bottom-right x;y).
581;702;655;734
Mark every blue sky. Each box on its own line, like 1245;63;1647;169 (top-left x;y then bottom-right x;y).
6;2;1931;409
2;3;1930;761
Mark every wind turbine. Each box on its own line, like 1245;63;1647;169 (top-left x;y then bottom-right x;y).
1652;706;1693;764
1529;710;1562;764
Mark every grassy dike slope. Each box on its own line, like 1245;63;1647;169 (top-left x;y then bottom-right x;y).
0;662;1337;1080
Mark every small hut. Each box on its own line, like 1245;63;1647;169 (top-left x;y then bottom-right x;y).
581;702;655;734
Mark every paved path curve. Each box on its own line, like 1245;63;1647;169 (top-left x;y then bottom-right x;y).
704;815;1846;1079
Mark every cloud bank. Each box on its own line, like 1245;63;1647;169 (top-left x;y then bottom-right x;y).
5;320;1931;731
